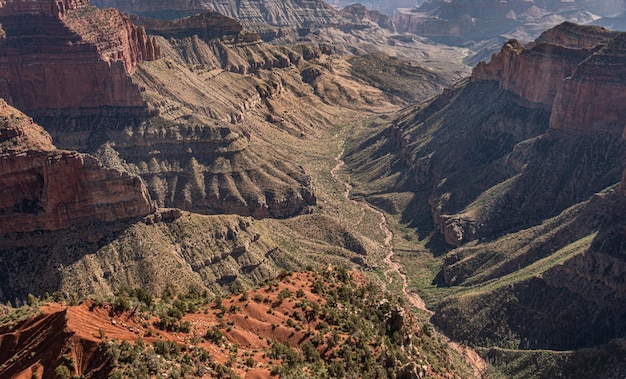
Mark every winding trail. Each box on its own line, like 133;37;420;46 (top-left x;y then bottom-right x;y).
331;146;488;378
331;149;429;312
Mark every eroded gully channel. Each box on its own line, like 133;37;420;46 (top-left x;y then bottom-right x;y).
331;147;488;378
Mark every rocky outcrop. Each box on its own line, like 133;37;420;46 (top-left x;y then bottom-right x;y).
340;3;395;32
128;11;247;41
472;22;626;136
550;33;626;135
0;0;160;118
471;39;592;109
530;21;620;49
91;0;205;19
0;100;155;236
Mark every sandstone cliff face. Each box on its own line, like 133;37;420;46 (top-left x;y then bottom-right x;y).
0;0;160;117
472;22;626;136
471;39;592;109
0;100;154;235
550;33;626;135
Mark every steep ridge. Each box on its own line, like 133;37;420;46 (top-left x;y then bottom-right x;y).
0;99;154;236
344;22;626;359
100;22;324;218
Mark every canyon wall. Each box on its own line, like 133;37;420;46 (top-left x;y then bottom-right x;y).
91;0;205;17
472;22;626;136
128;11;245;40
0;0;160;117
0;100;155;235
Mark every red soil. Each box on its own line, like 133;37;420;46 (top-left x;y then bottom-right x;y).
0;272;335;379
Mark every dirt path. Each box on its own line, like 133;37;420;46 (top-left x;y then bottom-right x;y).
331;147;488;378
331;149;429;312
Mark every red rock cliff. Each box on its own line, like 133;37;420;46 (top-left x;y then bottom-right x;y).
0;0;161;116
472;39;592;109
0;100;155;235
472;22;626;136
550;33;626;135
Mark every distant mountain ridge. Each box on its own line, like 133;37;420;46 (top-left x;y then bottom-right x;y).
394;0;626;65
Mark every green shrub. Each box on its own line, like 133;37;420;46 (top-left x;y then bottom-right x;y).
54;365;71;379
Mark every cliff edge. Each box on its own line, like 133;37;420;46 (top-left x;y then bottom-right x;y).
0;100;155;235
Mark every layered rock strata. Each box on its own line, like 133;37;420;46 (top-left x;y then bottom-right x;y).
348;22;626;247
472;22;626;136
340;3;395;32
0;0;160;117
0;100;155;235
91;0;205;19
128;11;246;40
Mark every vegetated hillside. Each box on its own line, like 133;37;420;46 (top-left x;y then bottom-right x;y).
344;22;626;377
0;269;475;379
394;0;626;65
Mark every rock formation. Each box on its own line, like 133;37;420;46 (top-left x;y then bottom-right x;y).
340;3;395;32
332;0;418;16
128;11;246;40
91;0;205;19
472;22;626;136
0;100;155;236
0;0;160;118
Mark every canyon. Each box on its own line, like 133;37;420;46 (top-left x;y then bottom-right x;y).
0;0;458;300
1;0;626;377
344;21;626;376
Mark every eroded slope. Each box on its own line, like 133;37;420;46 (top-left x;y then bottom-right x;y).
344;22;626;363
